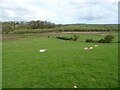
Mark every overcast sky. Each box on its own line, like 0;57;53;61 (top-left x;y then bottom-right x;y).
0;0;119;24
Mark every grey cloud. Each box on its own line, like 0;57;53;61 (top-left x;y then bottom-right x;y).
0;0;119;24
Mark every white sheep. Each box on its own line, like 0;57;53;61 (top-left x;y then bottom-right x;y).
95;45;98;47
74;86;77;88
84;47;89;50
39;49;47;53
89;46;93;50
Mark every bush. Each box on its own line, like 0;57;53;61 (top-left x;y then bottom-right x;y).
92;40;99;43
98;39;106;43
86;35;114;43
104;35;114;43
56;36;72;40
86;39;98;43
73;34;79;41
86;39;93;42
98;35;114;43
56;35;79;41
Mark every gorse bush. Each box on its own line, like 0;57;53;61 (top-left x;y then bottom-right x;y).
73;34;79;41
56;34;79;41
98;39;106;43
98;35;114;43
104;35;114;43
86;39;98;43
56;36;73;40
86;39;93;42
86;35;114;43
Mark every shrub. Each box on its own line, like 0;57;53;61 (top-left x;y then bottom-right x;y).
56;36;72;40
73;34;79;41
92;40;99;43
104;35;114;43
86;39;93;42
98;39;106;43
86;35;114;43
56;35;79;41
86;38;99;43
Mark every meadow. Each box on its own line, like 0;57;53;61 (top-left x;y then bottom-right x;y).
0;39;2;89
2;32;118;88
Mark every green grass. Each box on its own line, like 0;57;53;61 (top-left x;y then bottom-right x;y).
0;40;2;89
2;33;118;88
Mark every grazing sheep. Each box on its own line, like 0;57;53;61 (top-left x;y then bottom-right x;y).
84;47;89;50
74;86;77;88
89;46;93;50
39;49;47;53
95;45;98;47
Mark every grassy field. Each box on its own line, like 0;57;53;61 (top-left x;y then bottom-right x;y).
0;39;2;89
2;33;118;88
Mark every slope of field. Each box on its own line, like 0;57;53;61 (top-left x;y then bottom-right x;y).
0;40;2;89
2;33;118;88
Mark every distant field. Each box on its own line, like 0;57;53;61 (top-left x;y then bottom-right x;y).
10;24;118;34
2;32;118;88
54;24;118;32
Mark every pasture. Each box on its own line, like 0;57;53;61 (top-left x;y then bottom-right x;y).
0;40;2;89
2;32;118;88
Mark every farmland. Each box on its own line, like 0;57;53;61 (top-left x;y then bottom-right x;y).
11;24;118;34
2;32;118;88
2;21;118;34
1;0;119;88
0;39;2;89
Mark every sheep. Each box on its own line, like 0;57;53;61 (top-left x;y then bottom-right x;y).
89;46;93;50
84;47;89;50
74;86;77;88
95;45;98;47
39;49;47;53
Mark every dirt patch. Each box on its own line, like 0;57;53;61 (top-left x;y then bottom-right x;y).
61;32;105;34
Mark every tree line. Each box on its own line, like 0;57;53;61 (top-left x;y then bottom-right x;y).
1;20;118;34
2;20;57;34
